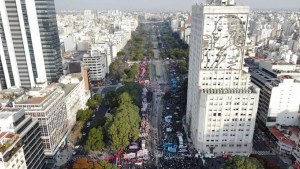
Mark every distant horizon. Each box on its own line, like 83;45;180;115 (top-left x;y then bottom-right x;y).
54;0;300;11
55;8;300;13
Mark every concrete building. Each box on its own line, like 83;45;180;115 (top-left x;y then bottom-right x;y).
250;61;300;127
0;0;63;89
83;50;107;82
59;74;90;127
13;86;68;164
186;0;260;156
269;126;298;155
0;108;45;169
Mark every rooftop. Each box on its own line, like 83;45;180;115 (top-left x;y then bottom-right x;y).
0;132;20;154
0;108;22;120
60;83;77;96
17;94;50;104
269;127;298;147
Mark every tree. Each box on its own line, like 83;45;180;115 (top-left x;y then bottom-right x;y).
130;64;139;78
250;154;280;169
69;121;84;145
105;94;140;151
177;60;188;74
86;99;99;109
85;127;105;151
71;157;93;169
76;109;93;122
71;157;106;169
94;117;107;128
99;160;117;169
222;156;264;169
117;51;125;57
93;94;103;103
116;82;142;106
105;91;118;108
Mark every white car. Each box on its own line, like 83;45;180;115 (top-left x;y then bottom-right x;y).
92;114;95;118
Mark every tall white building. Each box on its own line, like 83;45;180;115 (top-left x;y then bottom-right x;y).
250;60;300;127
0;0;63;89
13;86;68;163
0;108;45;169
186;0;260;156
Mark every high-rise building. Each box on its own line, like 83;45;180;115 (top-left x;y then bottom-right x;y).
0;0;63;89
186;0;260;156
14;86;68;164
0;108;45;169
250;60;300;128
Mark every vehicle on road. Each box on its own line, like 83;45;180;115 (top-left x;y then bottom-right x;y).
204;153;216;159
92;114;95;118
87;122;91;127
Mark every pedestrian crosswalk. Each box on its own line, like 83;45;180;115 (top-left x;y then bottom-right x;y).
252;150;276;156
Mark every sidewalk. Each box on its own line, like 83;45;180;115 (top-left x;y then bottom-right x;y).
54;145;74;168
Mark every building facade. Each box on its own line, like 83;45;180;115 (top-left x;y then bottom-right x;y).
59;74;89;127
0;108;45;169
0;0;63;89
14;86;68;163
83;50;106;81
186;0;260;156
250;63;300;127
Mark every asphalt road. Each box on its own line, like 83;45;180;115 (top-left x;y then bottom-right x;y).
149;31;170;167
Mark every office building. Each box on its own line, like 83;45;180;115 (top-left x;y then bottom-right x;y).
14;86;68;163
186;0;260;156
83;49;107;82
250;60;300;127
0;108;45;169
0;0;63;89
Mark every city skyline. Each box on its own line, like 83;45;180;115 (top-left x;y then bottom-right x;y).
55;0;300;11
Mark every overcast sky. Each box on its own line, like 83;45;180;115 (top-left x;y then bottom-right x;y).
54;0;300;11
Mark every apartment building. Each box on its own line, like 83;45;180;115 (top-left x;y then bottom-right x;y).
250;61;300;127
0;108;45;169
83;50;107;81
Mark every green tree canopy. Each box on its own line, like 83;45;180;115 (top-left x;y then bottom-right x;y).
105;97;140;151
93;94;103;103
250;154;280;169
86;99;99;109
99;160;117;169
116;82;142;106
105;91;118;108
117;50;125;57
76;109;93;122
85;127;105;151
222;156;265;169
